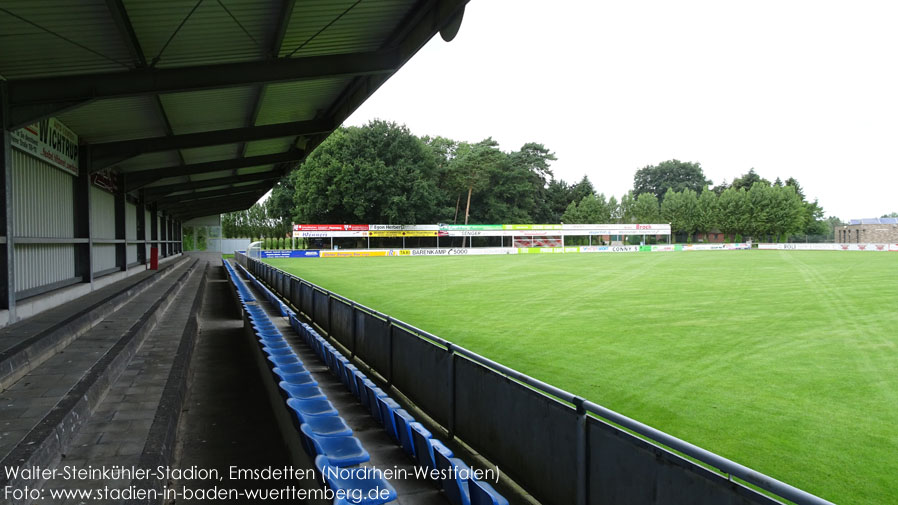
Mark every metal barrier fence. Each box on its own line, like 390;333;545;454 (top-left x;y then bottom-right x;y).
235;252;834;505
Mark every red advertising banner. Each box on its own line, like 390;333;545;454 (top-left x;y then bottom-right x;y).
293;224;369;231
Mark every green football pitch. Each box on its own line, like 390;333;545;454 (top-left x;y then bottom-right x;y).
264;251;898;504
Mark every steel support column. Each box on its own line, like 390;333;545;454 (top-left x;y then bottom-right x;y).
114;179;126;271
160;213;167;257
74;147;93;286
149;203;158;258
175;220;181;254
0;82;15;319
136;197;146;264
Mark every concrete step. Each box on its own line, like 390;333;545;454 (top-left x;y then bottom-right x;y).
0;258;203;501
0;256;191;391
36;260;209;504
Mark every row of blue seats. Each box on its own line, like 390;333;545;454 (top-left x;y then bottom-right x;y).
231;261;510;505
224;261;398;505
235;263;291;318
292;315;509;505
223;261;254;302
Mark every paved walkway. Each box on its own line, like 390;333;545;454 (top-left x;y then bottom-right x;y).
171;265;293;503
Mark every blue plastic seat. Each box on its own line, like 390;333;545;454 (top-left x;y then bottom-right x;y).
469;480;509;505
263;346;294;356
433;448;472;505
272;364;307;376
392;409;417;457
410;423;453;471
287;397;338;417
364;385;389;421
268;354;300;367
259;338;289;348
276;372;317;386
314;455;397;505
278;381;324;400
330;359;357;393
341;363;360;395
375;395;402;438
351;371;368;401
354;375;378;409
299;424;369;466
298;415;353;437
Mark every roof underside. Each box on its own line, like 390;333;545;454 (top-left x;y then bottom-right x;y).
0;0;468;220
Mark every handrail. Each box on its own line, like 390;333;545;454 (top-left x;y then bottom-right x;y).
235;251;836;505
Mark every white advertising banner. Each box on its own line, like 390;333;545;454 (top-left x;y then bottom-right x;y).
369;224;439;231
291;223;671;237
786;243;840;251
294;230;369;238
891;244;898;252
836;243;890;252
580;245;639;253
10;118;80;176
683;244;730;251
564;223;671;234
682;244;711;251
760;243;891;251
383;248;517;257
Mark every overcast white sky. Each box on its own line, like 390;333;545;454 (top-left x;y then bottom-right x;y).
345;0;898;221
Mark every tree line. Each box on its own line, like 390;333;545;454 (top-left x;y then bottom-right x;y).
223;120;837;242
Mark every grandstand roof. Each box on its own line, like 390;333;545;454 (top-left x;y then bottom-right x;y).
849;218;898;225
0;0;469;219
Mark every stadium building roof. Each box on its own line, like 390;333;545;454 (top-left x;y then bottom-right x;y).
849;218;898;225
0;0;469;220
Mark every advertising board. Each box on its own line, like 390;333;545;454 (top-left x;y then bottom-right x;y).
260;250;320;258
10;117;79;175
320;250;387;258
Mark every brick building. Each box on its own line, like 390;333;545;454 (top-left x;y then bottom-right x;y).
836;218;898;243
